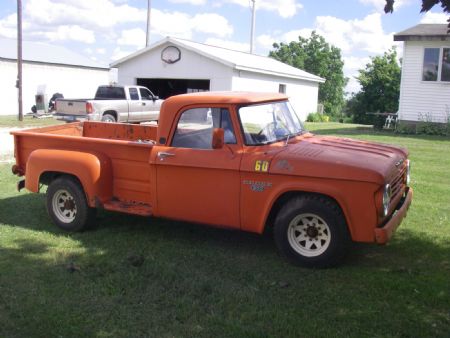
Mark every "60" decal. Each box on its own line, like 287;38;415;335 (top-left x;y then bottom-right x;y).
255;160;269;172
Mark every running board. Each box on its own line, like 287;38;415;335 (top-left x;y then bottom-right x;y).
103;200;152;217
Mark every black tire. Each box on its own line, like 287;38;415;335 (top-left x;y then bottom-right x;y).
274;195;350;268
101;113;116;123
46;176;96;232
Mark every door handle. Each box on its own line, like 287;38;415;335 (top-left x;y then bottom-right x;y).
142;102;146;106
157;151;175;160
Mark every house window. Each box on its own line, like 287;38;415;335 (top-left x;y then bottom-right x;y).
441;48;450;82
422;47;450;82
279;84;286;94
422;48;439;81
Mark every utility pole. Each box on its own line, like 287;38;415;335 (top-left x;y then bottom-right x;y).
250;0;256;54
17;0;23;121
146;0;151;47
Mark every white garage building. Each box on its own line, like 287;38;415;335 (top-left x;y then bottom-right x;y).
0;38;110;116
111;37;324;121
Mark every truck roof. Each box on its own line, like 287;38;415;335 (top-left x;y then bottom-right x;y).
164;91;288;106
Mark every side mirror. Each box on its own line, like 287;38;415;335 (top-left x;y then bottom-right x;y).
152;96;159;101
212;128;224;149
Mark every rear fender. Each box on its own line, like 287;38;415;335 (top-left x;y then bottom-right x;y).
25;149;112;207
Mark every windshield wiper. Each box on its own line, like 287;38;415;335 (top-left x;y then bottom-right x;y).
283;130;304;146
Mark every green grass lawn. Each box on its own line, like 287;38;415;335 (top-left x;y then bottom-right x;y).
0;115;63;128
0;123;449;337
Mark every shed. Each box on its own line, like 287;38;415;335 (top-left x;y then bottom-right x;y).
394;24;450;123
0;38;110;116
111;37;325;121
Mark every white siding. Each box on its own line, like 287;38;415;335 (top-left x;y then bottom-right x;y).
398;40;450;122
117;43;233;90
0;60;110;116
232;70;319;121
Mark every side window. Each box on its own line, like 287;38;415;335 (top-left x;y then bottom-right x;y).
441;48;450;82
129;88;139;100
172;108;236;149
423;48;440;81
139;88;153;100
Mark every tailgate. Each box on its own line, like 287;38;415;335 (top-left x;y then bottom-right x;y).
56;99;89;116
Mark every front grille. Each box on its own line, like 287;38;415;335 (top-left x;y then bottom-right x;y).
390;162;407;199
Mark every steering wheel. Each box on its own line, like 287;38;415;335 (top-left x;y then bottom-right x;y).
257;121;276;137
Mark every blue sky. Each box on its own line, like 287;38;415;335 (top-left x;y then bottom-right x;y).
0;0;448;92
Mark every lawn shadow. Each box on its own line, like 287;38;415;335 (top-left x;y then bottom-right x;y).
1;193;449;272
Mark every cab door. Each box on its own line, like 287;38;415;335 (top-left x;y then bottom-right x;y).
139;88;160;121
153;107;242;229
127;87;142;122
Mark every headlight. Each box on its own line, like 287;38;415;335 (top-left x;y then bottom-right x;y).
382;184;392;217
406;160;411;185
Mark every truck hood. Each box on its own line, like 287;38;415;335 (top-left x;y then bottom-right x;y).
270;135;408;184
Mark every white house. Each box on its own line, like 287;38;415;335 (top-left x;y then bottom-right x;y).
394;24;450;123
111;37;325;121
0;38;110;116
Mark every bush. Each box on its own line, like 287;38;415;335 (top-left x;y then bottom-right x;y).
306;113;329;122
396;119;450;136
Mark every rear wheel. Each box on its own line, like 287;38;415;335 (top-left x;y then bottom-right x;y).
274;195;350;268
101;113;116;123
46;176;96;231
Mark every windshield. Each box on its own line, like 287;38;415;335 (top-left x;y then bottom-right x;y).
239;101;304;145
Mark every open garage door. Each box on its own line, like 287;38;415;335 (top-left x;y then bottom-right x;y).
136;78;210;99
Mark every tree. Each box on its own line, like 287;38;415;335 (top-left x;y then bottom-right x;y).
385;0;450;32
349;48;401;125
269;31;347;117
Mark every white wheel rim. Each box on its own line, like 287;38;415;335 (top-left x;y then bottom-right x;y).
52;189;77;223
102;116;114;122
287;213;331;257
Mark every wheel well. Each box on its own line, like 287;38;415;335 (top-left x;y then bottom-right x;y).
264;191;345;234
39;171;82;188
103;110;117;120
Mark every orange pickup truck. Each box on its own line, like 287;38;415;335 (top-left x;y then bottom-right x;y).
11;92;412;267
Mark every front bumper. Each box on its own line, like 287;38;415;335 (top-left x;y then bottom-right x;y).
374;187;413;244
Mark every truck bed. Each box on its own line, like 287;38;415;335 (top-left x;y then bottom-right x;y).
12;122;158;206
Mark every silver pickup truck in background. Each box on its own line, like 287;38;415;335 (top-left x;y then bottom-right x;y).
54;85;163;123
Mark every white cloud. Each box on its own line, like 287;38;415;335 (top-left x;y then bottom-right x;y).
31;25;96;43
111;46;137;61
191;13;233;37
259;13;398;55
0;14;17;38
227;0;303;18
117;28;146;47
359;0;410;12
168;0;207;5
343;56;371;94
151;9;233;39
25;0;145;29
420;12;449;24
205;37;250;52
255;13;401;94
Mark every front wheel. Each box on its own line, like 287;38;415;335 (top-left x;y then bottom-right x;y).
274;195;350;268
46;176;96;231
